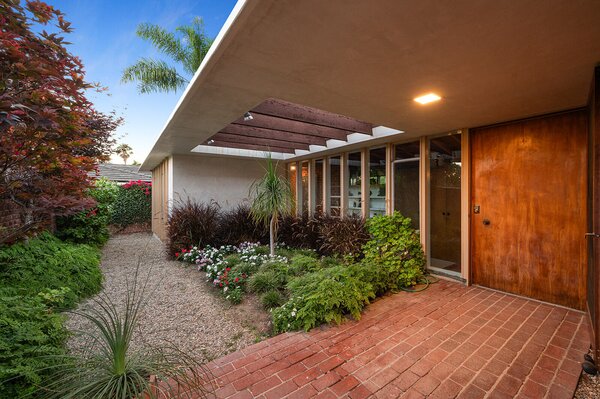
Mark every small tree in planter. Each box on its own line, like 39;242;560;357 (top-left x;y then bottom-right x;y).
249;155;292;256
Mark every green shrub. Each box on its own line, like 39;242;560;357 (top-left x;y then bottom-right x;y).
248;271;280;294
224;287;243;304
261;290;285;310
288;254;321;275
111;180;152;227
362;212;425;291
273;266;375;332
0;234;102;397
0;289;68;398
0;233;102;308
231;261;260;276
55;178;118;247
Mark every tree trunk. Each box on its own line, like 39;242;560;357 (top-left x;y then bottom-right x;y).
269;216;275;256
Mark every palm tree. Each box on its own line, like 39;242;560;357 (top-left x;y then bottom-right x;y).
249;155;293;256
115;143;133;165
121;17;213;94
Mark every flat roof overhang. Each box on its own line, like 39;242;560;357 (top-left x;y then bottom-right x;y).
141;0;600;170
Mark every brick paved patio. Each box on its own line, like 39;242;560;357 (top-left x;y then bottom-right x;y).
204;280;589;398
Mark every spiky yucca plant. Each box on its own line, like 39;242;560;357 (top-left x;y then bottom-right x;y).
33;269;212;399
249;155;293;256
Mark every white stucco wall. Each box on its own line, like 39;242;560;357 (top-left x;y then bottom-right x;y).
171;154;278;210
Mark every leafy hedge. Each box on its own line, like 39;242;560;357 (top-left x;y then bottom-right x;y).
111;180;152;227
55;177;119;247
362;212;426;293
0;233;102;397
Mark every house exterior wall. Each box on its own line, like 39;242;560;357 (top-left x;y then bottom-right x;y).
170;154;272;210
151;157;170;241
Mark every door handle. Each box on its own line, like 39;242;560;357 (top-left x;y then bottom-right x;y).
483;219;491;226
585;233;600;238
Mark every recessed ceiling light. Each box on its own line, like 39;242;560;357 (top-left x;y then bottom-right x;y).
414;93;442;105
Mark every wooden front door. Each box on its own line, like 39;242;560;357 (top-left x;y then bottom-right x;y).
471;110;588;309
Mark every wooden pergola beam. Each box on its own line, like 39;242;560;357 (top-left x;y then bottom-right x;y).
210;132;310;151
252;99;373;134
233;113;351;141
207;140;295;154
220;124;328;146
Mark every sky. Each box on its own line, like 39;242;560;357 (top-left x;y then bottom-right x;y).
48;0;238;164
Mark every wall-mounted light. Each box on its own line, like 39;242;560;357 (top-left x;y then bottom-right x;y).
290;165;296;171
414;93;442;105
207;139;215;144
243;112;254;121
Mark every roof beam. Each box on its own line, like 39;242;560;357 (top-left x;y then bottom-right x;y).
220;124;328;146
207;140;296;154
209;132;310;150
233;113;351;141
252;98;373;134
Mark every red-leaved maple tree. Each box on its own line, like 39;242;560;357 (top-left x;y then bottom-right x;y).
0;0;121;243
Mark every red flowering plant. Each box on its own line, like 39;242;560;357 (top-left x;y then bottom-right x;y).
122;180;152;196
111;180;152;226
216;267;248;304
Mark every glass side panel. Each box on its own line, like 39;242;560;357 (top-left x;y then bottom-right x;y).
347;152;362;216
289;163;297;215
429;134;462;275
329;156;341;216
369;147;386;217
301;161;309;215
315;159;324;213
393;141;420;230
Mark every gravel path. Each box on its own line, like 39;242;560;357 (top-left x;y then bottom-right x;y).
66;233;268;362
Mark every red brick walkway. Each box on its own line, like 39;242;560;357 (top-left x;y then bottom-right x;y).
204;280;589;398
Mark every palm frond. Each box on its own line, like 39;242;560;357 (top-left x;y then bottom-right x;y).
175;17;213;75
136;23;188;65
121;58;187;93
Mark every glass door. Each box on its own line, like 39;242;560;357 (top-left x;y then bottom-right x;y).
429;134;462;276
393;141;420;230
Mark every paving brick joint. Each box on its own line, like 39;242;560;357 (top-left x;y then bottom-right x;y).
200;280;588;398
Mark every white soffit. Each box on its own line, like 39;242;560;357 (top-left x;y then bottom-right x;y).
190;145;293;160
141;0;600;170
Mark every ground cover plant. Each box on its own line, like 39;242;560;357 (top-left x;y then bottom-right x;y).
173;211;425;334
0;233;102;397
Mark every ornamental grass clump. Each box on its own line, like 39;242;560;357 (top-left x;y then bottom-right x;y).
167;199;220;257
34;269;212;399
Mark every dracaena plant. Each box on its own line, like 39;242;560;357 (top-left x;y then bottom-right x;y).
249;154;293;256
